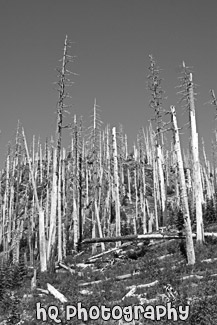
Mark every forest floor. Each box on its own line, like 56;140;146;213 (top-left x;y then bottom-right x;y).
1;224;217;324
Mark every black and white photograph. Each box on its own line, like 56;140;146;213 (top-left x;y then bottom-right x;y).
0;1;217;324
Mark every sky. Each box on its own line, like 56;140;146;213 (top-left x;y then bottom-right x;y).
0;0;217;168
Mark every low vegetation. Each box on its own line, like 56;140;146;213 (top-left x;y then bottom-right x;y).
1;230;217;324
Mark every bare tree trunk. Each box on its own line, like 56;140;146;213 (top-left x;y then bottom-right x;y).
112;127;121;246
22;128;47;272
47;148;57;262
73;196;78;251
188;73;204;244
170;105;195;265
91;208;97;255
125;135;131;203
150;126;159;231
57;155;62;262
156;145;167;226
94;199;105;251
62;148;66;259
142;165;147;233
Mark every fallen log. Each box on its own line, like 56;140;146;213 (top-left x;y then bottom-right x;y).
204;232;217;237
82;234;184;244
81;232;217;244
58;262;75;274
88;248;119;261
78;279;104;287
75;263;95;268
181;274;203;281
126;280;159;290
88;243;134;262
47;283;68;303
73;251;84;258
78;271;140;287
180;272;217;281
148;239;175;247
122;286;137;300
201;257;217;263
56;262;84;276
80;289;93;295
157;254;173;260
37;288;49;294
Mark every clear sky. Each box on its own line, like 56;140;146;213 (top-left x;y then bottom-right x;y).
0;0;217;168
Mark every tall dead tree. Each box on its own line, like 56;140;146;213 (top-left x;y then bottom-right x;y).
78;116;84;249
170;105;195;265
71;114;84;252
147;55;167;227
47;35;76;264
87;99;105;253
137;129;147;233
125;134;132;203
112;127;121;246
178;62;204;244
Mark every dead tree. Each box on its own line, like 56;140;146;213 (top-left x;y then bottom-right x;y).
112;127;121;246
147;55;167;227
178;62;204;244
86;99;105;253
170;105;195;265
47;35;77;264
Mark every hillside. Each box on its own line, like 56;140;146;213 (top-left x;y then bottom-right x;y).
1;225;217;324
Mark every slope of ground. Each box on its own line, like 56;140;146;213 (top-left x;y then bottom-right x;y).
1;232;217;325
